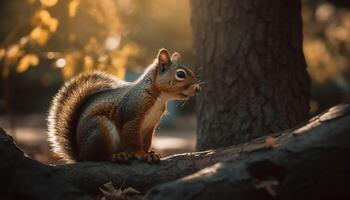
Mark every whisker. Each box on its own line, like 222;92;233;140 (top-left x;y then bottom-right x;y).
198;80;207;85
180;98;189;107
175;100;182;107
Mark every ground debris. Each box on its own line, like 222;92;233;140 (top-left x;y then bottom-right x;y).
98;181;142;200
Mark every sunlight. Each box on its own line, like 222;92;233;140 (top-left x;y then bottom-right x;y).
152;136;192;150
56;58;66;68
105;35;121;51
316;3;335;22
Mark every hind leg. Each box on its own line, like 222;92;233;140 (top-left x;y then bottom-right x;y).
76;116;118;161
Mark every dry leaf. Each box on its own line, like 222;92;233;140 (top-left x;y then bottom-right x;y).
98;181;141;200
255;180;279;196
122;187;140;196
265;137;277;147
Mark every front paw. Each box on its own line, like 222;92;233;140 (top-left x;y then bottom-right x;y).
142;151;161;163
112;152;132;163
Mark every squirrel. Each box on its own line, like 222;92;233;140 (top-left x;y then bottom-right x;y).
47;48;200;163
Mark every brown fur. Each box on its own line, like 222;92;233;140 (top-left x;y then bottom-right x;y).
47;49;200;163
87;103;116;119
98;117;114;159
47;71;122;162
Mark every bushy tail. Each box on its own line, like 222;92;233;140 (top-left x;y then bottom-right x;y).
47;71;121;163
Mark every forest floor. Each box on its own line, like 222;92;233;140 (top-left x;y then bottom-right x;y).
0;114;196;164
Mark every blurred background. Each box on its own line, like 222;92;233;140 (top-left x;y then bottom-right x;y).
0;0;349;164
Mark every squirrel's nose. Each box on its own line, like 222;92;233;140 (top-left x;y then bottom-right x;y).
194;84;201;93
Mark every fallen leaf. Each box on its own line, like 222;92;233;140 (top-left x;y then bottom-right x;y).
98;181;142;200
255;180;279;196
265;137;277;147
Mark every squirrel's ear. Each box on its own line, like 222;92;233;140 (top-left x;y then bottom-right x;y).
171;52;181;63
157;48;171;73
158;48;171;65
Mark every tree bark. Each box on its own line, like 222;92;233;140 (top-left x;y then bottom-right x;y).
190;0;310;150
143;103;350;200
1;104;349;199
0;128;92;200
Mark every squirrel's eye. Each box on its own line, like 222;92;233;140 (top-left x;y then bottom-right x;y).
175;69;186;81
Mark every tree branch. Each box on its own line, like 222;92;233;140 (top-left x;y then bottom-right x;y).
143;103;350;200
0;128;92;200
0;103;349;199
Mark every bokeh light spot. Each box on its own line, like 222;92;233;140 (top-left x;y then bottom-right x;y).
105;35;121;50
56;58;66;68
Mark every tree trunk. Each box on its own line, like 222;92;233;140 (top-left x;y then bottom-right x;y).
190;0;310;150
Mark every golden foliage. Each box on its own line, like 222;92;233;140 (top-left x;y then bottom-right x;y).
68;34;76;42
1;0;145;80
19;36;30;47
69;0;80;18
30;26;50;46
107;43;140;78
61;53;80;79
16;54;39;73
84;37;100;53
6;44;22;62
83;55;94;71
34;10;59;32
36;10;50;23
304;3;350;84
40;0;58;7
2;44;23;77
47;18;59;32
88;0;122;34
0;48;5;60
110;58;126;78
62;61;74;78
